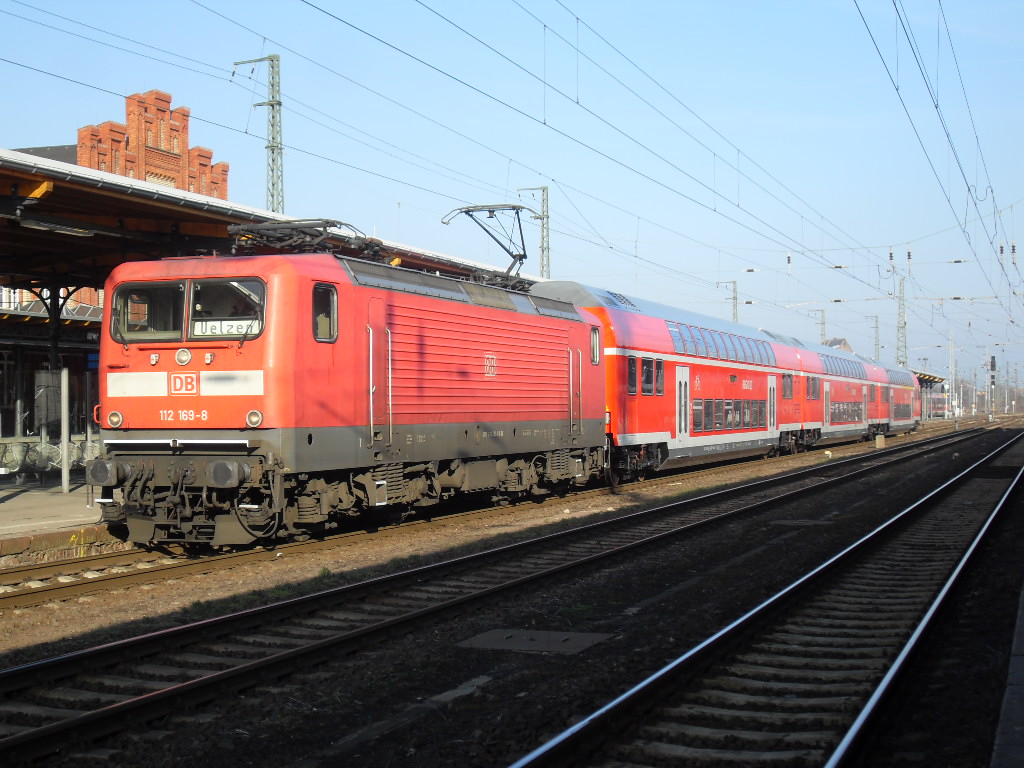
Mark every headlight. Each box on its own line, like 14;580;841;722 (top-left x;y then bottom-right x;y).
107;411;124;428
175;348;192;365
246;409;264;428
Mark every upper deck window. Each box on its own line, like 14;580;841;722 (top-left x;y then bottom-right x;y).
111;281;185;343
189;279;266;341
699;329;718;359
691;326;708;357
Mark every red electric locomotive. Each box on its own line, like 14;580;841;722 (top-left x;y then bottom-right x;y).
532;282;921;482
86;253;608;545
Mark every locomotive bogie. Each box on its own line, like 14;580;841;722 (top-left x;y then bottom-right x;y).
93;437;606;545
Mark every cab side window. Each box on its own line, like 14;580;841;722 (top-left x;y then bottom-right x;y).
313;284;337;342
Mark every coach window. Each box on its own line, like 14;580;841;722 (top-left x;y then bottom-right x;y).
667;324;685;354
655;360;664;395
782;373;793;399
870;384;876;402
720;335;734;361
737;337;752;363
691;327;708;357
806;376;819;400
641;358;655;395
723;399;733;429
759;400;767;427
743;400;752;428
692;399;704;432
714;399;725;430
712;332;727;359
704;399;715;431
718;333;731;360
727;335;741;362
627;356;638;395
681;325;698;355
749;339;760;363
312;284;337;342
732;337;745;362
590;327;601;364
700;329;719;359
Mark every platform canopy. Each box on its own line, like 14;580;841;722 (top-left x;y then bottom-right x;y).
0;148;514;293
912;370;946;386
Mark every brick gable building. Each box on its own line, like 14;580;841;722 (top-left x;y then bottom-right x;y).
77;90;228;198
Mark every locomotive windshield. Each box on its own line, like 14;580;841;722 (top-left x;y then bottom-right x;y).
110;278;265;344
111;281;185;343
189;279;265;340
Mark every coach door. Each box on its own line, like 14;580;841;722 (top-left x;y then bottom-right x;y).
367;297;391;446
767;375;779;441
862;385;868;425
824;381;831;426
673;365;690;449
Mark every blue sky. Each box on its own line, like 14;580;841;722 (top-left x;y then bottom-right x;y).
3;0;1022;397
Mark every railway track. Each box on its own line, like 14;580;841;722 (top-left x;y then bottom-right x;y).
0;427;985;610
509;431;1024;768
0;426;996;762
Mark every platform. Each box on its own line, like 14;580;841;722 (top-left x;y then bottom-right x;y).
0;475;115;561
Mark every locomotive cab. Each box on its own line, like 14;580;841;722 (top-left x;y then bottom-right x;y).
88;265;279;545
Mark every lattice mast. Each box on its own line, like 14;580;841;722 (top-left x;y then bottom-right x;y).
235;54;284;213
518;186;550;278
896;277;907;366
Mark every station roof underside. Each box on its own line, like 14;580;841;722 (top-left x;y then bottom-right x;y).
0;148;511;294
913;371;946;385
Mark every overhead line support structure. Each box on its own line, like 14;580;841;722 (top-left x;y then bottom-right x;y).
235;54;284;214
518;186;550;279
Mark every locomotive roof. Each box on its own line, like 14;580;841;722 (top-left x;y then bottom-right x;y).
532;280;909;375
339;256;582;321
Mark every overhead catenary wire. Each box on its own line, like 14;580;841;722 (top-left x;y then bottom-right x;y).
2;0;936;315
1;2;1016;364
855;0;1021;324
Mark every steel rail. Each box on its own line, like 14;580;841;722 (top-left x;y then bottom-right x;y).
506;430;1023;768
0;428;996;760
0;428;979;610
824;443;1024;767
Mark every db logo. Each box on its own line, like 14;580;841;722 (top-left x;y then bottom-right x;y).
170;372;199;395
484;354;497;377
